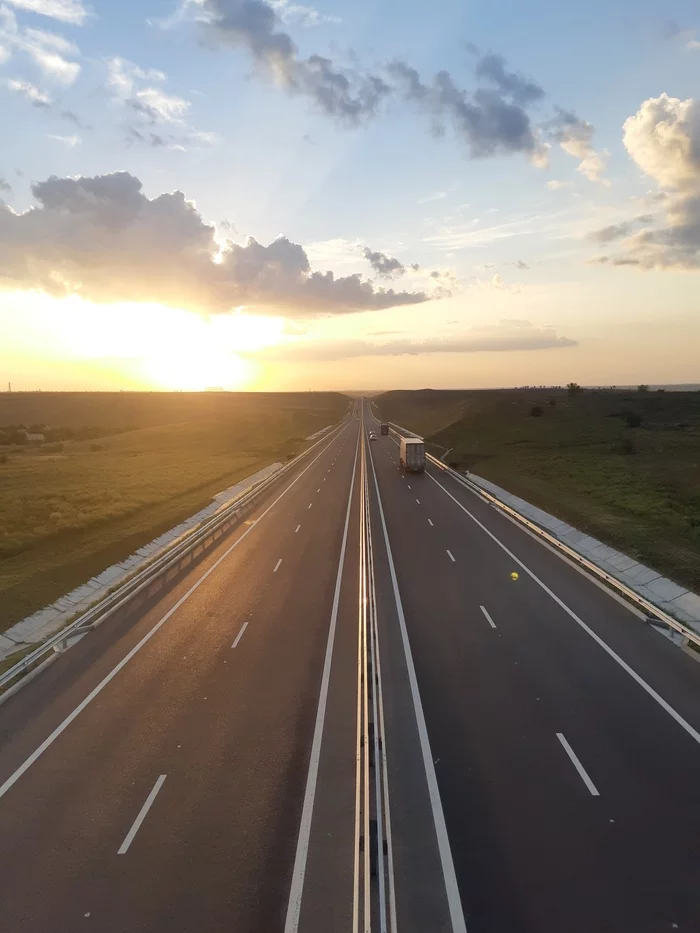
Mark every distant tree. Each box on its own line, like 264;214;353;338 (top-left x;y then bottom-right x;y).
637;384;649;393
530;406;544;417
624;411;643;428
548;397;557;407
567;382;582;397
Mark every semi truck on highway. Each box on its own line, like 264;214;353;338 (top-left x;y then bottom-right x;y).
399;437;426;473
380;423;389;435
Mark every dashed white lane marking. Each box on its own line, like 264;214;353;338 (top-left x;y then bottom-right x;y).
428;519;434;527
407;484;411;489
308;502;313;509
479;605;497;629
232;621;249;648
446;550;456;562
556;733;600;796
118;775;167;854
317;488;321;493
295;524;301;533
416;499;421;505
274;558;283;573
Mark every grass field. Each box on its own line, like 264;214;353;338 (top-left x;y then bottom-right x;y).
377;388;700;592
0;391;348;632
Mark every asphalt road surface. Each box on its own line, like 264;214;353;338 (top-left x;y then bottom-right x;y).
0;398;699;932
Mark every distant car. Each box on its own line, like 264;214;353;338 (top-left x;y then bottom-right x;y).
369;432;377;440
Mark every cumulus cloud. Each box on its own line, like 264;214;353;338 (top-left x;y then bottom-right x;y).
546;108;608;183
0;171;431;314
587;215;653;243
545;179;571;191
6;76;51;105
268;0;340;27
0;6;81;83
362;246;407;278
596;95;700;269
251;320;577;362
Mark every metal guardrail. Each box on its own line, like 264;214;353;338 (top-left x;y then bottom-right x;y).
0;419;350;694
385;421;700;651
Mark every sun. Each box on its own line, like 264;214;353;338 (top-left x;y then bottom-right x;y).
142;348;253;391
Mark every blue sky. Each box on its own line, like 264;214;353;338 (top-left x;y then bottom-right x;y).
1;0;699;390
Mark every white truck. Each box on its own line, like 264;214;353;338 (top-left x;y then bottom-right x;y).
399;437;426;474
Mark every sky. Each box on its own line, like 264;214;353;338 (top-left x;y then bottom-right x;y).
1;0;699;391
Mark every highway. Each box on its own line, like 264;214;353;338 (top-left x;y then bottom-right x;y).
0;397;699;931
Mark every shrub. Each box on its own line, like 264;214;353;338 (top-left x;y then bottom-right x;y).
530;406;544;417
624;411;643;428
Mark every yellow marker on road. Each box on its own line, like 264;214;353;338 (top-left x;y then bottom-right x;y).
511;571;519;581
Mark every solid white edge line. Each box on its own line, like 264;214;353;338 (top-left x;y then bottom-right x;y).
368;444;468;933
117;774;167;854
426;470;700;748
428;519;434;527
274;558;283;573
231;621;249;649
284;427;360;933
556;733;600;796
446;549;456;562
479;606;497;629
0;425;350;802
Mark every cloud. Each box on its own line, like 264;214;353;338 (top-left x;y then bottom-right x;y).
362;246;407;278
512;259;530;269
0;8;81;83
128;86;190;124
473;52;545;106
252;320;577;361
268;0;340;27
3;0;89;26
5;76;51;105
48;131;79;145
597;95;700;269
0;171;431;315
546;108;608;183
587;215;653;243
545;179;571;191
59;107;88;128
417;189;449;204
0;176;11;193
196;0;390;124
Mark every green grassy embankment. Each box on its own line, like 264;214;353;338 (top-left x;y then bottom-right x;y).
377;389;700;592
0;392;347;632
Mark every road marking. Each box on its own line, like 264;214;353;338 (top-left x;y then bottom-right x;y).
274;558;283;573
317;488;321;493
231;621;249;649
284;431;360;933
308;502;313;509
428;519;434;527
556;733;599;796
446;549;456;562
367;447;468;933
426;470;700;748
480;605;497;629
118;775;167;854
407;484;411;489
416;498;421;505
0;426;349;803
295;524;301;533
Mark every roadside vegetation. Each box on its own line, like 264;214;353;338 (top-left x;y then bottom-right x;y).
377;388;700;592
0;392;347;632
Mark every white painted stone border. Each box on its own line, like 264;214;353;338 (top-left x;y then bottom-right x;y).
0;462;283;662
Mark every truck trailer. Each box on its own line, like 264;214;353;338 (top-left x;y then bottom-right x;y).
399;437;426;473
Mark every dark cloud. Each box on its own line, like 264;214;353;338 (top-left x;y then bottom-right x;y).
388;60;538;158
250;322;577;362
0;171;430;314
362;246;406;278
473;53;544;106
588;215;654;243
200;0;390;123
512;259;530;269
0;177;11;195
